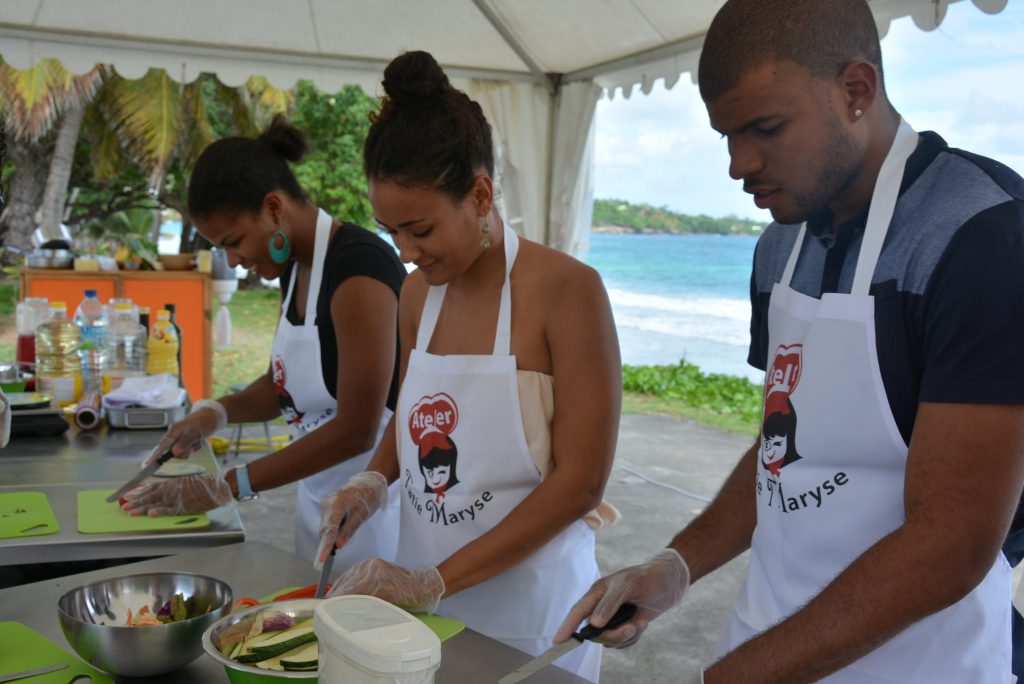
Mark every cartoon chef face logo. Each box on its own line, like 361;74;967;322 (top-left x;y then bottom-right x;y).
272;356;304;426
761;345;803;477
409;393;460;501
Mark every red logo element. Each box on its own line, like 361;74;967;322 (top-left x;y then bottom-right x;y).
272;357;287;391
409;393;458;459
764;344;801;415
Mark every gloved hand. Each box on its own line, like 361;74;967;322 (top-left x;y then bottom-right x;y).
554;548;690;649
315;471;389;570
144;399;228;465
327;558;445;614
120;473;234;516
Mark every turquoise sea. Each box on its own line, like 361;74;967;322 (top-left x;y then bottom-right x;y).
584;233;760;382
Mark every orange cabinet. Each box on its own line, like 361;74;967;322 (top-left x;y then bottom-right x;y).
20;269;212;399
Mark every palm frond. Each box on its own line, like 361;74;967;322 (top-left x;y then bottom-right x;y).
0;59;106;142
107;68;182;173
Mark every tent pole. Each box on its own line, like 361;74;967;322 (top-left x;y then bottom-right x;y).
469;0;557;95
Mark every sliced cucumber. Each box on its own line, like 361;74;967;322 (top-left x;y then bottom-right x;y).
236;632;317;663
279;641;319;669
252;640;319;671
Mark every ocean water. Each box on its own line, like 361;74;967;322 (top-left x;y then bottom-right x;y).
584;233;761;382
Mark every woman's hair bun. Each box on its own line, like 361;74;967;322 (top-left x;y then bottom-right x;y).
381;51;450;105
257;114;309;163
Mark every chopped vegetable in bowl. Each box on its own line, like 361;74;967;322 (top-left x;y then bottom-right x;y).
120;592;213;627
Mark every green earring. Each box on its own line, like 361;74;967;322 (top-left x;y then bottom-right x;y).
268;229;292;264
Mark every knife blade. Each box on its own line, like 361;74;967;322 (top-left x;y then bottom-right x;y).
0;663;68;682
105;450;174;503
497;603;637;684
315;515;346;599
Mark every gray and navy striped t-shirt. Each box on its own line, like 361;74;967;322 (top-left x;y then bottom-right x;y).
749;131;1024;447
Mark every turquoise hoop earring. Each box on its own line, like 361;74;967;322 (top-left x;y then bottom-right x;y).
268;229;292;264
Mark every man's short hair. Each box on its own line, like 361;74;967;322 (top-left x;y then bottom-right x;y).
698;0;884;102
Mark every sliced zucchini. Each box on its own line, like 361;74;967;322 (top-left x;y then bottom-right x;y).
279;641;319;669
236;632;317;663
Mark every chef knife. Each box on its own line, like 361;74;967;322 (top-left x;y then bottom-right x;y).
0;663;68;683
104;449;175;503
497;603;638;684
315;515;346;599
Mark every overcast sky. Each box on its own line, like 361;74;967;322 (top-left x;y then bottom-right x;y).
593;0;1024;222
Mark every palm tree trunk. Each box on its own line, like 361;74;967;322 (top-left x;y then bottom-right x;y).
1;128;51;249
37;100;86;240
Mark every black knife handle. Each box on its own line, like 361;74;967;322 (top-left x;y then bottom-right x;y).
156;449;175;465
575;603;638;641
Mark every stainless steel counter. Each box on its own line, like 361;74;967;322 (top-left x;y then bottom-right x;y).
0;541;591;684
0;428;244;565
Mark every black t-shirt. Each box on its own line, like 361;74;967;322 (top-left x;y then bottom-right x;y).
280;222;405;411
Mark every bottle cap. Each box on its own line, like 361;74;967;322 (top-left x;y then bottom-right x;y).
157;309;171;319
164;303;176;313
50;301;66;309
114;303;132;311
84;289;97;297
139;306;150;314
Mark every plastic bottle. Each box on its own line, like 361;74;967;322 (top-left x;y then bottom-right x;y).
102;303;148;394
36;301;82;406
138;307;151;340
164;303;184;386
105;297;139;323
16;297;49;372
74;289;108;393
147;309;180;381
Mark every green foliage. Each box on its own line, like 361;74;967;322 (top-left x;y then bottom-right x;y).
289;82;375;228
623;359;763;435
593;198;765;235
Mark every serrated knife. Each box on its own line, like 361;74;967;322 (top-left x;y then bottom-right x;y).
105;449;175;503
497;603;637;684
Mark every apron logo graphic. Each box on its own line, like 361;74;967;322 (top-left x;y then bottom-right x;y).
272;356;305;426
409;393;460;502
761;344;803;477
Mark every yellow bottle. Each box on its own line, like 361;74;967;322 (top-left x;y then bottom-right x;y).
146;309;180;382
36;301;82;405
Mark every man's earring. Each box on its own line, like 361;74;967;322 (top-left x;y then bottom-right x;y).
854;108;864;118
268;229;292;264
480;219;491;251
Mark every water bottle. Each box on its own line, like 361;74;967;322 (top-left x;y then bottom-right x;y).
16;297;49;372
102;303;147;393
74;289;108;393
164;303;184;386
147;310;180;381
105;297;139;323
36;301;82;406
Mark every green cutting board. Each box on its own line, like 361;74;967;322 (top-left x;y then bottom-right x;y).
0;622;114;683
0;491;60;539
77;490;210;534
260;587;466;642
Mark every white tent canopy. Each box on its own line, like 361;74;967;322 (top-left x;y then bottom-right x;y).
0;0;1008;253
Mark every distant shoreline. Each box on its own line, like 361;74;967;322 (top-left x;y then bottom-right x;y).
592;224;762;236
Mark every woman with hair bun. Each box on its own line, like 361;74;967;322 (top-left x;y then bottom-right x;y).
121;115;405;573
316;52;621;681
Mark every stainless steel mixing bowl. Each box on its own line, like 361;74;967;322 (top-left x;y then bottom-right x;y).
57;571;233;677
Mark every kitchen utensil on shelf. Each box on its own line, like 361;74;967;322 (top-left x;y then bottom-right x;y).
57;572;232;677
497;603;638;684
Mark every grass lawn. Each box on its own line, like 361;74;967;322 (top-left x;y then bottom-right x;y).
211;287;280;398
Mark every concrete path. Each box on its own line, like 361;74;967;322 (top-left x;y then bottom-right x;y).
225;413;754;683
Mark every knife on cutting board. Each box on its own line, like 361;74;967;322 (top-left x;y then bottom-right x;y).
497;603;637;684
104;450;174;503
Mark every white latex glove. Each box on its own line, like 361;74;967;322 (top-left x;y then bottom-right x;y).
144;399;228;465
327;558;445;614
314;471;389;570
555;548;690;648
121;473;234;516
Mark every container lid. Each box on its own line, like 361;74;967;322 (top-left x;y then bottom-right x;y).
314;595;441;675
114;303;132;311
156;309;170;319
84;289;97;297
50;301;65;309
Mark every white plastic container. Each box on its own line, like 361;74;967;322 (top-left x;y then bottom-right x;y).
314;595;441;684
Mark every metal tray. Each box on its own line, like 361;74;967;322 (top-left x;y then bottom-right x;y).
105;397;189;430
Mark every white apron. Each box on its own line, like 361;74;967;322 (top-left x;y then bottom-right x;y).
713;120;1014;682
395;225;602;682
270;208;399;571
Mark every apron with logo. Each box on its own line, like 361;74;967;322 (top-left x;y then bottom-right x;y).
395;225;602;681
270;208;399;570
712;120;1014;682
